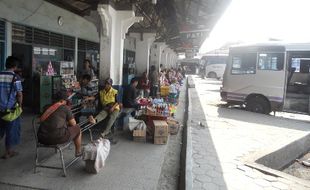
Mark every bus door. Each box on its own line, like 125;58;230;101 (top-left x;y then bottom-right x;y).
284;51;310;113
256;52;286;109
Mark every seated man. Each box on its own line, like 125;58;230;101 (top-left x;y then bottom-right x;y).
77;74;97;116
37;91;82;157
89;78;120;139
79;74;97;97
123;77;140;110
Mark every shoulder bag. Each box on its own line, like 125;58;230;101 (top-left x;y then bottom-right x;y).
1;74;23;122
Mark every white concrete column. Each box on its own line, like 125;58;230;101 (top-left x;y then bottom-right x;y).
169;51;177;69
98;4;143;85
98;5;112;82
129;33;156;75
161;49;168;68
172;53;177;68
168;52;173;68
5;21;12;57
150;42;167;72
162;47;174;69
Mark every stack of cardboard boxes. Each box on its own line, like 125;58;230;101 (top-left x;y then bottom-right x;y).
153;120;169;145
167;118;180;135
133;129;147;142
132;118;180;144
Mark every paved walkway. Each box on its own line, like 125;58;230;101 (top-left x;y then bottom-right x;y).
0;85;186;190
189;76;310;190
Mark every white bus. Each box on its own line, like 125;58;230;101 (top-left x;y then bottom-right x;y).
201;54;228;79
221;43;310;114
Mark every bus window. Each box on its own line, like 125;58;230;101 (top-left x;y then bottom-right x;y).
231;53;256;74
300;60;310;73
206;56;227;65
291;58;301;72
258;53;284;71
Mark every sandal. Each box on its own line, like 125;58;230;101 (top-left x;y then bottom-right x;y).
1;151;19;159
9;151;19;158
75;151;83;157
1;154;10;159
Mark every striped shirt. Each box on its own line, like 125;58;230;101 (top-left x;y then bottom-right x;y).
0;71;23;111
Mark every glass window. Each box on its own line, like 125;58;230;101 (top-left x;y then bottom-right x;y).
291;58;310;73
231;53;256;74
291;58;301;72
207;56;227;65
0;42;4;70
64;49;74;62
258;53;284;71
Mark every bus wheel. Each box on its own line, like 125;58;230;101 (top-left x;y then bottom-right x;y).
246;96;271;114
207;72;217;78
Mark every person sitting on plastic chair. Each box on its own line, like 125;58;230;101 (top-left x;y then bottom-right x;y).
89;78;120;144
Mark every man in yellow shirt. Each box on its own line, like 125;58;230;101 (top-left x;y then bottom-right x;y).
89;78;120;138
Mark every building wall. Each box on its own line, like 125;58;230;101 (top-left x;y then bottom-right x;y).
129;33;156;76
124;36;136;52
0;0;99;42
150;42;167;72
150;43;160;70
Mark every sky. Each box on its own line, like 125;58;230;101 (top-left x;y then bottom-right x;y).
199;0;310;53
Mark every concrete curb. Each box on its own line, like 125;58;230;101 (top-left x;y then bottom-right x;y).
244;133;310;187
186;82;193;190
187;76;195;88
180;76;193;190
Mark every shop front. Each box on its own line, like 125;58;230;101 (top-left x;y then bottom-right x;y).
10;23;99;113
0;20;5;70
77;38;100;80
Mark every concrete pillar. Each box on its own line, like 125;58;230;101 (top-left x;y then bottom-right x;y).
172;53;177;68
170;52;177;68
98;4;143;85
150;42;167;72
168;52;173;68
168;50;174;68
161;48;166;68
5;21;12;57
129;33;156;76
161;47;174;69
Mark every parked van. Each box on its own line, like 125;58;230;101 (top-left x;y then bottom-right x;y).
221;43;310;114
201;54;228;79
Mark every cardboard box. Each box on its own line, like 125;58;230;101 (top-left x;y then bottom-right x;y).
133;129;146;142
154;136;168;145
146;107;156;115
167;119;180;135
153;120;169;137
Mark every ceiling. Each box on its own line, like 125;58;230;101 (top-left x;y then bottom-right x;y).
45;0;231;54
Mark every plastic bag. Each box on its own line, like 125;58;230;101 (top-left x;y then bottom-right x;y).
83;138;110;173
128;117;147;131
